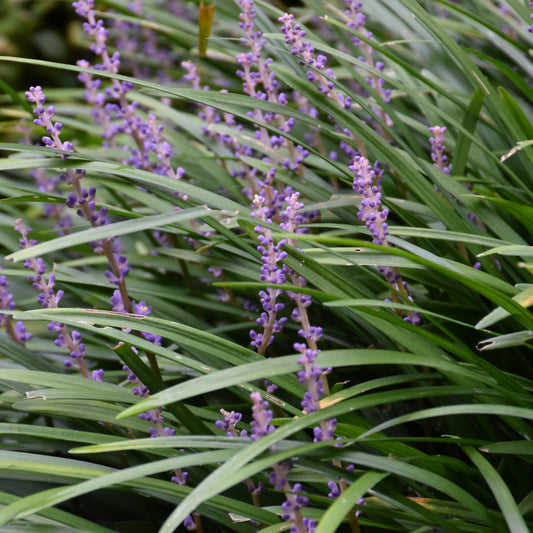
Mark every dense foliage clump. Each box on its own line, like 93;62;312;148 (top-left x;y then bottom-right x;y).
1;1;533;531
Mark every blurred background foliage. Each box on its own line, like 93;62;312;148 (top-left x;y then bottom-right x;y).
0;1;83;87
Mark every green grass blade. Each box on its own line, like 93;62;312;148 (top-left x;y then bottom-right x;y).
462;445;529;533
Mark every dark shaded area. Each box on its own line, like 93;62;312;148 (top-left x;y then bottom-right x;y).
0;0;82;90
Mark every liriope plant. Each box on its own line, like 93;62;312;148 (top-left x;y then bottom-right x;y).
0;0;533;532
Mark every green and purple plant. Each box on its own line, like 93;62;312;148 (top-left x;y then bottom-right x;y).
1;0;533;532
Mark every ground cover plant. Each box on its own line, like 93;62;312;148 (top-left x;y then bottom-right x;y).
1;0;533;531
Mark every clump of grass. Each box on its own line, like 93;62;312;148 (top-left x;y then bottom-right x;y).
1;0;533;532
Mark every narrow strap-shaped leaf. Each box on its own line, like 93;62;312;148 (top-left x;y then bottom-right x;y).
358;404;533;440
451;87;484;176
498;87;533;140
6;207;212;263
463;445;530;533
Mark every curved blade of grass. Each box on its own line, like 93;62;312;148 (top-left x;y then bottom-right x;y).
0;423;126;447
387;226;514;248
369;488;466;533
323;298;472;327
6;207;211;263
499;87;533;140
476;285;533;330
341;451;493;524
0;526;89;533
115;350;496;418
70;436;249;455
21;387;133;403
10;399;153;432
0;369;132;399
479;441;533;455
358;405;533;440
462;445;529;533
451;87;484;176
478;245;533;258
476;331;533;351
0;338;57;372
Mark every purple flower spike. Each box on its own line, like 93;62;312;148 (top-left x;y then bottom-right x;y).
74;0;185;198
0;273;19;332
296;345;323;414
351;156;388;246
280;482;310;525
351;158;420;324
105;254;130;285
429;126;452;174
216;409;247;437
250;391;275;441
72;0;94;19
249;189;289;354
269;461;291;490
279;12;348;111
123;365;185;485
344;1;393;134
25;84;132;313
25;86;78;158
15;218;92;377
234;1;301;167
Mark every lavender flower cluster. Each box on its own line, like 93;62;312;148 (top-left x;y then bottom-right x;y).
429;126;451;174
279;12;351;111
351;156;420;324
24;0;183;345
248;392;315;532
73;0;186;192
249;180;289;355
245;162;342;532
0;270;31;345
24;85;133;315
351;156;389;246
237;0;309;173
428;125;489;271
344;0;393;134
14;219;100;379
